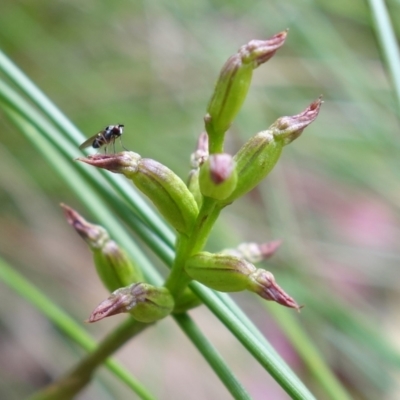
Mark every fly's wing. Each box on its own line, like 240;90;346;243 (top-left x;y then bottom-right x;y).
79;134;98;150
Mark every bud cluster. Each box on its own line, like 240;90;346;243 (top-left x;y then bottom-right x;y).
72;30;322;324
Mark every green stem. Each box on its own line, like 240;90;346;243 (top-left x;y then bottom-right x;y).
174;313;251;399
165;197;221;298
29;318;150;400
206;124;225;154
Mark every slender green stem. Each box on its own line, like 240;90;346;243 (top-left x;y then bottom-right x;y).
174;313;251;400
188;197;221;255
29;318;149;400
205;122;225;154
165;197;220;298
164;234;192;298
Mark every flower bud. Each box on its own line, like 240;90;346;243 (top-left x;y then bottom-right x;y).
88;283;174;323
247;269;301;311
77;152;199;235
92;241;144;291
199;153;238;200
61;203;109;248
221;97;322;204
205;31;288;153
61;204;143;291
185;252;256;292
222;240;282;263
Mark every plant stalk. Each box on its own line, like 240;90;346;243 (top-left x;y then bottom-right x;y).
29;318;150;400
165;196;221;298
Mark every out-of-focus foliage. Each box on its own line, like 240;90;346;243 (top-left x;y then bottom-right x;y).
0;1;399;399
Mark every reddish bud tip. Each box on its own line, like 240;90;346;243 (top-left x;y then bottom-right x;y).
60;203;108;247
209;154;235;184
271;96;323;145
249;269;301;311
88;288;134;323
76;151;141;174
239;30;288;67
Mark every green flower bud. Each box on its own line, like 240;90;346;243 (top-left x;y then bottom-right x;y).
61;204;143;292
173;287;202;314
92;241;143;292
222;240;281;263
205;31;288;153
88;283;174;323
77;152;199;235
247;269;301;311
222;97;323;204
185;252;256;292
199;153;238;200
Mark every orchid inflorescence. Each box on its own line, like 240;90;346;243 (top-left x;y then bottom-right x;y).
66;30;321;323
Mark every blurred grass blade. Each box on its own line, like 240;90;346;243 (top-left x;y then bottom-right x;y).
0;255;156;400
268;305;352;400
191;284;318;400
366;0;400;110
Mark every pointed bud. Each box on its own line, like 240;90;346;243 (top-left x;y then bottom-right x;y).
77;152;199;235
248;269;301;310
221;98;322;204
185;252;256;292
222;240;282;263
61;204;143;291
205;31;288;153
190;132;209;169
88;283;174;323
199;153;238;200
61;203;109;248
269;96;323;145
92;240;144;291
173;287;202;314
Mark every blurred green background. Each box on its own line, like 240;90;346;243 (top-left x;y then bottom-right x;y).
0;1;399;399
